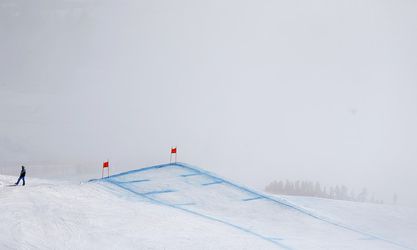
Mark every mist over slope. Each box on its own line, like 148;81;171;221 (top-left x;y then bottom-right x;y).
1;0;417;207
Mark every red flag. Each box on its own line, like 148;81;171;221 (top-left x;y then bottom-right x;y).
103;161;109;168
171;147;177;154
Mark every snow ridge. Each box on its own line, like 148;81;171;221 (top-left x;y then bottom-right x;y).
92;162;415;250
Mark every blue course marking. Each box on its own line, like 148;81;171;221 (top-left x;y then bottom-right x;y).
269;237;284;241
142;190;175;196
180;173;202;177
242;197;263;202
173;163;415;250
106;178;293;250
114;179;150;184
174;202;196;206
95;162;415;250
202;180;223;186
104;163;173;179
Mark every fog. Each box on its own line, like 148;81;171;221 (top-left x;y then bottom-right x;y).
1;0;416;206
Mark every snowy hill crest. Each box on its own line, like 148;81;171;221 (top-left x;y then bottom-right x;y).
91;162;415;250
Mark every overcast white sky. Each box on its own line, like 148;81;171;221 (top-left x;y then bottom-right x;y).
1;0;416;206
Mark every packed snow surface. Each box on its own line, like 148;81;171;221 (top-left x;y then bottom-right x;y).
1;162;416;250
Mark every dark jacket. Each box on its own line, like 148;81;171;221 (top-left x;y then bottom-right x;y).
20;168;26;177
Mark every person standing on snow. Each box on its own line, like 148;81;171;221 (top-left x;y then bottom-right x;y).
15;166;26;186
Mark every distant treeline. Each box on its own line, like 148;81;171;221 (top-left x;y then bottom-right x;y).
265;180;389;204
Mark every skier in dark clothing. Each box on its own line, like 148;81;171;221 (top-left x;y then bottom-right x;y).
15;166;26;186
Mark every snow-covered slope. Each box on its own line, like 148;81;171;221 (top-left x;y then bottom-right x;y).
0;175;273;250
1;163;416;250
281;195;417;248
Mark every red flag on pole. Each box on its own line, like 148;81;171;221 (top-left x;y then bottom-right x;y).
170;147;177;164
102;161;110;179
